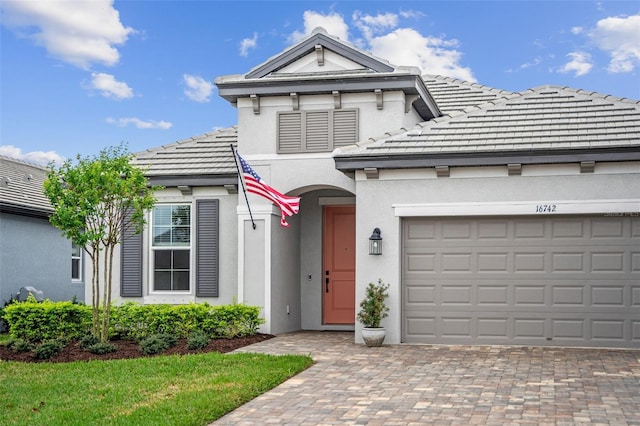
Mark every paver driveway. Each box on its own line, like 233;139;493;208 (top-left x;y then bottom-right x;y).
215;331;640;425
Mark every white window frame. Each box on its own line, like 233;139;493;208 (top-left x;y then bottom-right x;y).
149;203;193;294
71;242;82;282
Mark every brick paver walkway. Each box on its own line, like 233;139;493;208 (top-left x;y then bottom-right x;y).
214;331;640;425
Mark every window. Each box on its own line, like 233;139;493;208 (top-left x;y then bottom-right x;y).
71;243;82;281
121;200;219;298
277;109;358;153
151;205;191;291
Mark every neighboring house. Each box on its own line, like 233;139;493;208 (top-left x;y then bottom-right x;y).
107;28;639;348
0;156;84;304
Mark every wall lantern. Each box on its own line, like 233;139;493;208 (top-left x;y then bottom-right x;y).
369;228;382;255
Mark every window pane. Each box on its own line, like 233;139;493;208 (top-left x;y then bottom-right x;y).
173;272;190;290
154;250;171;269
173;250;190;269
71;243;81;257
172;227;190;245
153;206;172;227
172;206;190;226
72;259;80;280
153;229;171;246
154;271;172;290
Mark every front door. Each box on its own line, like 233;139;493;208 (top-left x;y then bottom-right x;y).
322;205;356;324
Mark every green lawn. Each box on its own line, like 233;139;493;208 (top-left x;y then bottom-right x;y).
0;351;313;426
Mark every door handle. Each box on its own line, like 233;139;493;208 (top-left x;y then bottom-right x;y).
325;270;329;293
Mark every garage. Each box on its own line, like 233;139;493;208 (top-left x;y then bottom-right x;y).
402;215;639;348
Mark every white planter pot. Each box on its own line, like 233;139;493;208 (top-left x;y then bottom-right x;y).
361;327;386;347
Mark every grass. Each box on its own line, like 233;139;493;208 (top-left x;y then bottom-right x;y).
0;351;313;426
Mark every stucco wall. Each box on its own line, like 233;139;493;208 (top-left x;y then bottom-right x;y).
0;213;82;303
353;163;640;344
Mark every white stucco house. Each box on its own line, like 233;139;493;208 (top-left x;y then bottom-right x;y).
98;28;639;348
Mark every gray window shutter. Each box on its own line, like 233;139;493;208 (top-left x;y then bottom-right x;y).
196;199;219;297
278;112;302;153
305;111;330;151
121;210;143;297
333;109;358;147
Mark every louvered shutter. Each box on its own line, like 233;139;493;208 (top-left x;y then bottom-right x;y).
333;109;358;148
121;209;143;297
305;111;330;151
278;112;302;153
196;199;219;297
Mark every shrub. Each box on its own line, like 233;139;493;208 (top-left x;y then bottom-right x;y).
187;331;210;350
110;302;264;340
87;342;117;355
5;338;33;353
34;339;65;360
79;333;100;349
139;333;177;355
3;297;92;342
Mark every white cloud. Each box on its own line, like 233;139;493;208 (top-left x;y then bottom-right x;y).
288;10;475;81
571;26;584;35
289;10;350;43
352;11;398;40
369;28;476;81
183;74;213;103
559;51;593;76
106;117;172;130
589;14;640;73
240;33;258;57
0;0;135;70
0;145;65;166
87;72;133;100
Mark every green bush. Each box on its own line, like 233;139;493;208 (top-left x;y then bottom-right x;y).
140;333;177;355
4;298;264;344
5;338;33;353
87;342;117;355
187;331;210;350
110;302;264;340
34;339;65;360
79;333;100;349
3;296;92;342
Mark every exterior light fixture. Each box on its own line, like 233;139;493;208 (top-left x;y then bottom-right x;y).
369;228;382;255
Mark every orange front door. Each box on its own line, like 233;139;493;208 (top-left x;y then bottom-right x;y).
323;205;356;324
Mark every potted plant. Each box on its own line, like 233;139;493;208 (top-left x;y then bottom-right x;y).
357;279;390;347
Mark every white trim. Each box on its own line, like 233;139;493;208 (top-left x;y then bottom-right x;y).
393;199;640;217
148;203;194;295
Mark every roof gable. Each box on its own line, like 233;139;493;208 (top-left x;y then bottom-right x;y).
245;27;394;79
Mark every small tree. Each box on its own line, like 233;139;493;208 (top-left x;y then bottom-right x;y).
44;145;158;342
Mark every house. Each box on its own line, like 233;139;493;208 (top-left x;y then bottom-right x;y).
109;28;639;348
0;156;85;305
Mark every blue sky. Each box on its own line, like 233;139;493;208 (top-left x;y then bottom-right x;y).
1;1;638;166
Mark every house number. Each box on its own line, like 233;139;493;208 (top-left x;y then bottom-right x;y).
535;204;557;213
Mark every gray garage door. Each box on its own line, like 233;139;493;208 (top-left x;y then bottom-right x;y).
402;216;639;348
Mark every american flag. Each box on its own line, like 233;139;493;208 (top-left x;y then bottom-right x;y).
236;153;300;227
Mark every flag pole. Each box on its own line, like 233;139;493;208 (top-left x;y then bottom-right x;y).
231;144;257;230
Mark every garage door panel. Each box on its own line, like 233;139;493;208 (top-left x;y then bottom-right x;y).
402;216;639;348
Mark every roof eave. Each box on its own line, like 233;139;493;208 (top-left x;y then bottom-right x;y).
147;174;238;187
334;146;640;172
216;74;441;120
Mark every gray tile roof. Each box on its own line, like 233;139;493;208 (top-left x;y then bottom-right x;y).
423;75;515;115
133;126;238;177
335;85;640;161
0;155;52;217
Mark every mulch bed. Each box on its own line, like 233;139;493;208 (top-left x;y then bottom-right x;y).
0;334;274;363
